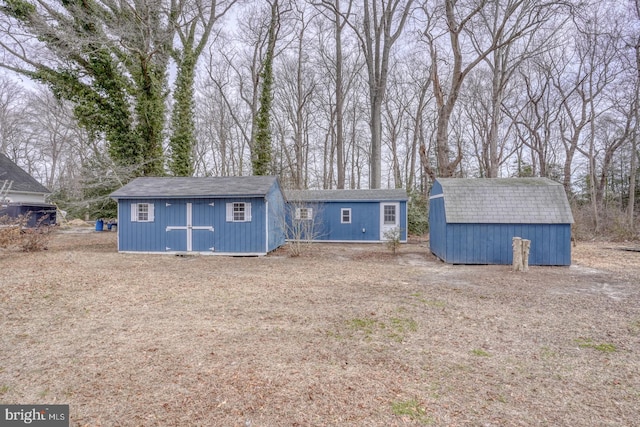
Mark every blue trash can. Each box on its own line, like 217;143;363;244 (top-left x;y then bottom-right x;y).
95;219;104;231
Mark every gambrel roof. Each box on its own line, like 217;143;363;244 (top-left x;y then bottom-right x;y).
285;188;408;202
110;176;280;199
434;178;574;224
0;153;50;195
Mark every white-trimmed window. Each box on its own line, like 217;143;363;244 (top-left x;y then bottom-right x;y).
341;208;351;224
383;205;396;224
295;207;313;220
131;203;154;222
226;202;252;222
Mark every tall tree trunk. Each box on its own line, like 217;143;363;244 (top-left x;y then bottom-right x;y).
253;0;279;176
349;0;414;188
334;1;347;189
169;51;196;176
630;1;640;229
487;48;503;178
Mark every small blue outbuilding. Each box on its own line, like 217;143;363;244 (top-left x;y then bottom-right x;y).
429;178;574;266
284;189;408;243
110;176;286;255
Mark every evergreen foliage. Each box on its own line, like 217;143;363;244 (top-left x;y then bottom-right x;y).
407;190;429;236
169;52;197;176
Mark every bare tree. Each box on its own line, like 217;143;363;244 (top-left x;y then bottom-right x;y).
419;0;565;179
0;78;27;158
324;0;414;188
628;0;640;229
506;58;563;179
475;0;565;177
274;3;316;188
26;88;76;189
194;72;246;176
314;0;355;189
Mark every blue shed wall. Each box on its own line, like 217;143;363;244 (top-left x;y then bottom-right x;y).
443;223;571;266
286;200;407;242
117;196;273;254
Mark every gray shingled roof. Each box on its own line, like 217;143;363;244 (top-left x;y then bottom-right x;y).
0;153;50;194
110;176;279;199
435;178;574;224
285;188;408;202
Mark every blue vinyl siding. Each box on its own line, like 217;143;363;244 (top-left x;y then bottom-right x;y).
216;197;266;253
286;200;407;242
428;182;447;260
442;223;571;265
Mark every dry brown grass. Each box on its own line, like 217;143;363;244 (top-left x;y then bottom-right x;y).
1;231;639;426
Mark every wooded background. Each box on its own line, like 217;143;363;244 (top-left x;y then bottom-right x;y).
0;0;638;238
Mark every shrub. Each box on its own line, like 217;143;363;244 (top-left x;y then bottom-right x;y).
0;215;22;248
285;202;323;257
0;214;54;252
383;227;402;254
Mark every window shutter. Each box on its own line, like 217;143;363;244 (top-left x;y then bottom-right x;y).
226;203;233;222
308;208;313;219
246;203;252;221
295;208;301;220
148;203;155;222
131;203;138;222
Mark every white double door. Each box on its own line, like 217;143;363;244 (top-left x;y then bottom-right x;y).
166;202;214;252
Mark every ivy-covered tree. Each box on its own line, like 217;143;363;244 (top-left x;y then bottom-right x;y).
169;51;197;176
169;0;238;177
252;0;279;176
0;0;172;176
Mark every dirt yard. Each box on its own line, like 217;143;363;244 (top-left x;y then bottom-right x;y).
1;229;639;426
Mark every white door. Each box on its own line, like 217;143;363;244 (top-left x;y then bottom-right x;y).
380;202;400;240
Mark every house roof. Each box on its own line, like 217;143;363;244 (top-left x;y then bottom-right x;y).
110;176;280;199
0;153;50;195
284;188;408;202
435;178;574;224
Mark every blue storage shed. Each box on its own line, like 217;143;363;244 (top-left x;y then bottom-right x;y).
110;176;286;256
284;189;408;242
429;178;574;265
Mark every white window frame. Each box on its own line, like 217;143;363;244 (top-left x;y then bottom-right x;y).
295;207;313;220
226;202;252;222
383;204;396;225
131;203;154;222
341;208;351;224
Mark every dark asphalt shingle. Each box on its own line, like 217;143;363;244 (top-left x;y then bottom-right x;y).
110;176;279;199
0;153;50;194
